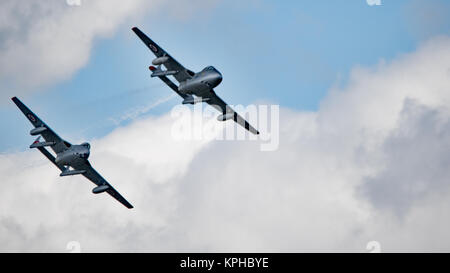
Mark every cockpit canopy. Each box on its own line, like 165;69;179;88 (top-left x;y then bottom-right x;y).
81;142;91;150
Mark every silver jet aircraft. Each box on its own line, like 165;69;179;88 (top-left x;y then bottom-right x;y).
132;27;260;135
12;97;133;209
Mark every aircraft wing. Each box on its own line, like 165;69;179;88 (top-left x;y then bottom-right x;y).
205;91;260;135
132;27;194;83
76;162;134;209
12;97;71;154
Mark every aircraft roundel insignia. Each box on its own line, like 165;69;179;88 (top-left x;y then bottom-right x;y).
149;43;158;53
27;113;36;122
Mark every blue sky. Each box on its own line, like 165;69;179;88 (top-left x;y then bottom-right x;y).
2;0;449;152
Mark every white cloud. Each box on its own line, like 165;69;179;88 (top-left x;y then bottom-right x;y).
0;0;160;98
1;36;450;252
360;100;450;215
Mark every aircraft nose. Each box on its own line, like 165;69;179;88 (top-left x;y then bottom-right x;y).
80;148;90;159
80;151;89;159
214;72;223;85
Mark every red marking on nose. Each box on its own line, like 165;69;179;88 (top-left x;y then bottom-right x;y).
149;66;156;71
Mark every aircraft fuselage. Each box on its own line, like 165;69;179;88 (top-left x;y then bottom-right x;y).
55;142;90;167
178;66;222;96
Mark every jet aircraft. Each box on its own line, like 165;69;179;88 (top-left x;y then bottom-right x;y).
12;97;133;209
132;27;260;135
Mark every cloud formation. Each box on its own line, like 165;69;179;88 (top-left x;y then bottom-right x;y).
1;36;450;252
360;99;450;216
0;0;156;98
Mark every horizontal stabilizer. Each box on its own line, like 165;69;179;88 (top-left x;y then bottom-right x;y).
30;141;55;148
151;70;178;77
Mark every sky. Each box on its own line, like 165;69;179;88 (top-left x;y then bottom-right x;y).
0;0;450;252
2;0;449;151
